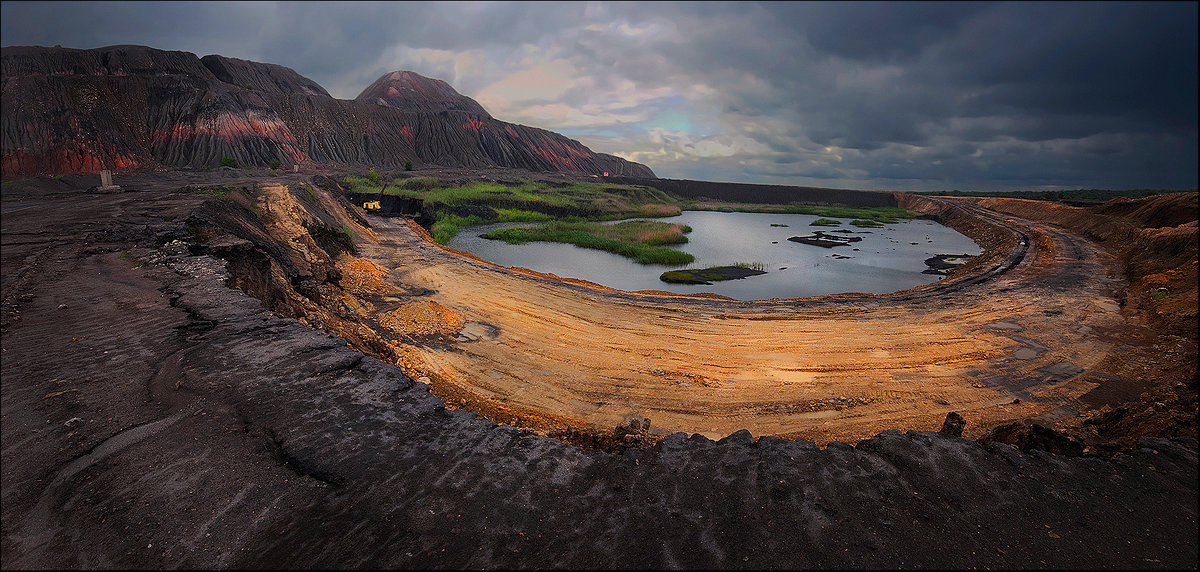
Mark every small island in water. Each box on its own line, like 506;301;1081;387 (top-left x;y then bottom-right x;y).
660;264;768;285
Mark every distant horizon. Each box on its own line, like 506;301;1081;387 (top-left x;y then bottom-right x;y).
2;1;1196;192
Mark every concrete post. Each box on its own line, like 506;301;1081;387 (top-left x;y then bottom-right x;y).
96;169;121;192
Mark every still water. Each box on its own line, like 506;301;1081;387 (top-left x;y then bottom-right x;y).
446;211;982;300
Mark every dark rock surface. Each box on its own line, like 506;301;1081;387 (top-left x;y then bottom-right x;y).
978;421;1087;457
939;411;967;437
923;253;976;275
2;177;1197;569
1;44;654;178
788;231;864;248
200;54;331;98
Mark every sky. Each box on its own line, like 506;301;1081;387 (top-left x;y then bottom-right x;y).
2;1;1197;192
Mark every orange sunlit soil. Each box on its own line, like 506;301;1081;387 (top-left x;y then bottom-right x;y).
334;195;1195;446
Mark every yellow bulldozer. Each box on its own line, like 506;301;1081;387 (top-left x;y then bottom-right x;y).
362;200;381;211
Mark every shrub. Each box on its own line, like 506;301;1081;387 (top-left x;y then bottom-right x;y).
269;158;281;169
368;167;378;183
405;161;414;171
220;157;238;168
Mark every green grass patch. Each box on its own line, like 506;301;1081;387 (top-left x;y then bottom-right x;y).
345;175;384;193
811;218;842;226
770;223;789;227
427;210;556;244
367;177;683;218
483;220;694;265
430;214;487;244
493;208;555;223
360;176;690;244
850;219;885;228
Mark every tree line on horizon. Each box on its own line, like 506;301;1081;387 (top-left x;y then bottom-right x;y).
916;188;1195;201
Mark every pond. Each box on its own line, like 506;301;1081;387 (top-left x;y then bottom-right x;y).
446;210;982;300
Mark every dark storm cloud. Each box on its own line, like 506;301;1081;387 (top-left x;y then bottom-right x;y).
1;1;1196;191
788;2;992;62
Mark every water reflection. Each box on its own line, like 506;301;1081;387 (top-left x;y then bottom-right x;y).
446;211;981;300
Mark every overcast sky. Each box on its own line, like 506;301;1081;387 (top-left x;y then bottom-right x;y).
2;1;1196;191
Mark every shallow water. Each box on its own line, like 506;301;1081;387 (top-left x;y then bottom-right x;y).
446;211;981;300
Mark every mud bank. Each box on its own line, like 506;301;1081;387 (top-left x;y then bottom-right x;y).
2;172;1197;568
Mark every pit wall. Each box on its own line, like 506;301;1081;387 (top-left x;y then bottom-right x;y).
900;192;1198;339
894;192;1021;279
920;193;1197;278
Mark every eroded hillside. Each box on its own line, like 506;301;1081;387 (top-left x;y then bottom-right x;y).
1;45;654;178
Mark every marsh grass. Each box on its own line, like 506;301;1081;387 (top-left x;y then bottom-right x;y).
431;214;484;244
660;263;768;283
811;218;842;226
345;174;917;250
350;176;686;244
362;178;682;216
429;210;556;244
850;219;885;228
493;208;555;222
733;261;766;270
483;220;694;265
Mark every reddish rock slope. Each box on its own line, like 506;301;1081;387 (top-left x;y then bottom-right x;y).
1;45;654;178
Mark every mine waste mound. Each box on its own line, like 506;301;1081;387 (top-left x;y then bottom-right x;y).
0;44;654;178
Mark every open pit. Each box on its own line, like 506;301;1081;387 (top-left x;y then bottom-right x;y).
332;185;1195;450
3;169;1195;568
